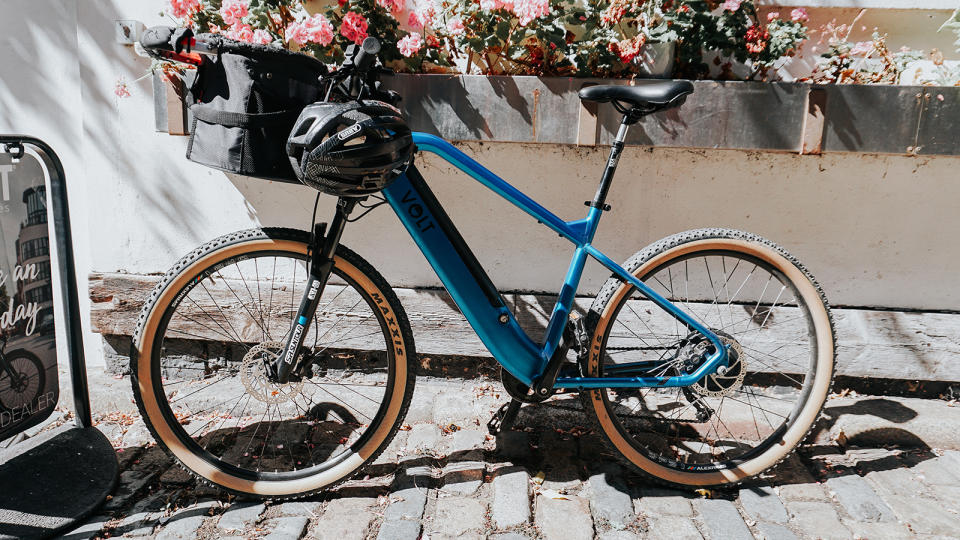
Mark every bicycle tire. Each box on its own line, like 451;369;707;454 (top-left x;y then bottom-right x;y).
581;228;835;488
131;228;416;499
0;350;46;412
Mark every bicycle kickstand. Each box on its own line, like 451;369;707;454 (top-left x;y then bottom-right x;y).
487;399;523;436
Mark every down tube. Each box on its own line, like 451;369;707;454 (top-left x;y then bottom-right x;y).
382;168;547;386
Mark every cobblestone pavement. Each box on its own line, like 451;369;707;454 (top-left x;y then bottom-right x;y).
50;373;960;540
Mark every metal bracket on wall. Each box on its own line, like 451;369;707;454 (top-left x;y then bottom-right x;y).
577;83;599;147
801;87;827;155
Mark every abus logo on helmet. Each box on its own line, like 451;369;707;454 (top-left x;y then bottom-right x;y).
338;124;362;141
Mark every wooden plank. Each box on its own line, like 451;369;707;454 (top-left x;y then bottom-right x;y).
89;272;960;382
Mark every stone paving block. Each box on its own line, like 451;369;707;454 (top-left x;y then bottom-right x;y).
755;522;798;540
375;518;422;540
154;510;206;540
534;494;594;540
276;500;323;517
588;464;636;530
776;482;827;502
692;498;753;540
644;515;703;540
841;519;914;540
309;497;376;540
426;496;486;536
914;456;960;486
59;515;111;540
635;486;694;517
870;493;960;536
434;392;473;425
217;502;266;532
488;533;532;540
262;516;310;540
116;511;157;537
405;391;435;423
824;475;895;523
864;467;924;498
158;465;194;486
120;420;154;448
104;470;159;511
738;486;788;524
495;430;531;460
440;460;484;495
541;462;582;491
784;501;851;540
444;428;487;458
598;530;640;540
492;467;531;528
383;486;428;521
408;423;441;452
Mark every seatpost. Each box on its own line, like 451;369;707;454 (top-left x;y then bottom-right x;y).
588;117;631;213
275;197;358;383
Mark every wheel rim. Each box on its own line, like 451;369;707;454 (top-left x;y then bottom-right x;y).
0;357;41;409
138;240;406;492
589;239;833;482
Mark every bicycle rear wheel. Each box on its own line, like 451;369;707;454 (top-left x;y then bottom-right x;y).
582;228;834;488
131;228;416;498
0;351;45;411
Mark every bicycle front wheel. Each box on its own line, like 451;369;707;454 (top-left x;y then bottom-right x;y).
131;228;416;498
583;228;834;488
0;351;45;411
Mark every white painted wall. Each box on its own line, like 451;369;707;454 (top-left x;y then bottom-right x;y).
1;0;959;370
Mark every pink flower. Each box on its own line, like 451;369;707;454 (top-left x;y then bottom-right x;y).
286;14;334;46
376;0;405;15
446;17;465;35
408;10;432;30
397;32;423;57
340;11;369;46
513;0;550;26
480;0;509;11
224;23;254;42
767;12;779;22
790;8;808;22
849;41;873;55
168;0;200;19
252;29;273;45
220;0;249;26
722;0;742;12
114;79;131;99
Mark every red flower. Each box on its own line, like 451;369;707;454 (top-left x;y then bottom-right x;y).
745;24;770;54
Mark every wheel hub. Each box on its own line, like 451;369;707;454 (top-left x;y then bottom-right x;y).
240;342;305;404
678;330;746;398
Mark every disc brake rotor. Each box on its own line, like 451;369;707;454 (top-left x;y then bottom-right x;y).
691;333;746;398
240;341;305;404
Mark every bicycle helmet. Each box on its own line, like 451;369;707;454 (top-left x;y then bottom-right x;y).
286;100;414;197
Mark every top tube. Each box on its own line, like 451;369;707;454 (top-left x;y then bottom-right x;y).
412;133;603;246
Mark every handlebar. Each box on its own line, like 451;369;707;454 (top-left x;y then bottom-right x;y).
140;26;217;64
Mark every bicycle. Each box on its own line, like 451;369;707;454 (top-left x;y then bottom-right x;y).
133;29;835;499
0;335;45;413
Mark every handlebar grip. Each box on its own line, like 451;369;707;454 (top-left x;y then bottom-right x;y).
353;37;381;72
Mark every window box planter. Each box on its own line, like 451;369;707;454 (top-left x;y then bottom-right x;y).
152;72;960;156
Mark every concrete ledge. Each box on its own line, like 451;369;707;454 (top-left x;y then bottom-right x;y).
90;272;960;383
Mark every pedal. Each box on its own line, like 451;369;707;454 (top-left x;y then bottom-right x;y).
487;399;522;436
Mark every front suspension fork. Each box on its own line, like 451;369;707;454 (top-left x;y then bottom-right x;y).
275;198;357;384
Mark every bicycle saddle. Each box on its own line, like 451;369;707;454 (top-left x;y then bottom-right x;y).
578;81;694;112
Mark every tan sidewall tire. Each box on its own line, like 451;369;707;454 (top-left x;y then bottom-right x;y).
134;238;411;497
585;237;834;487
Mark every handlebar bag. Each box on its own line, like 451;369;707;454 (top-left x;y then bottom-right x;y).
186;37;328;182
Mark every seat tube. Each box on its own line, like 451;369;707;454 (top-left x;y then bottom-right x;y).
588;118;631;220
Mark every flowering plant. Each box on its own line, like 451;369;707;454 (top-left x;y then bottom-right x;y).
160;0;810;80
668;0;807;79
807;11;923;85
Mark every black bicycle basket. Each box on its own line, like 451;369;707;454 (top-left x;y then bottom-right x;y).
185;36;328;182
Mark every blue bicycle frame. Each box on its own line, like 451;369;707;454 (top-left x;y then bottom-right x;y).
381;131;729;390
